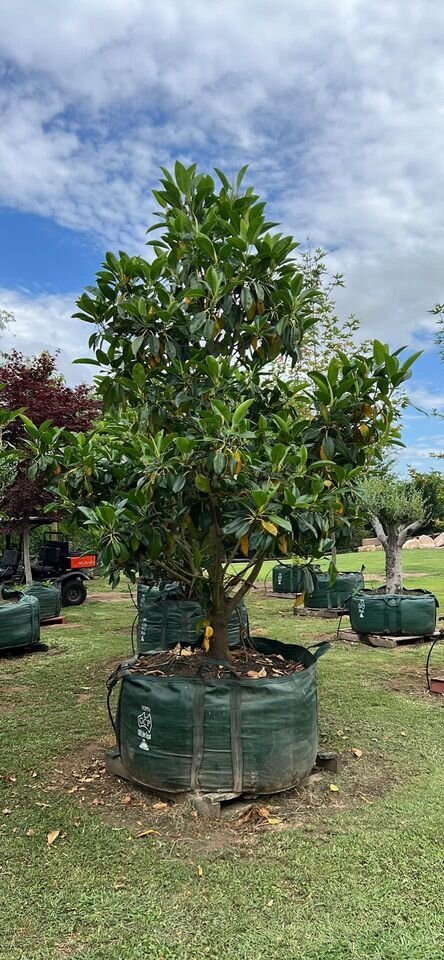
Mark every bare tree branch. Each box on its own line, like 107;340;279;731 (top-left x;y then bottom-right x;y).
225;558;265;615
398;519;423;547
368;514;388;548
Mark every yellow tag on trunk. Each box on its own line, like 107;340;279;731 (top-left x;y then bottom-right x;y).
202;625;213;652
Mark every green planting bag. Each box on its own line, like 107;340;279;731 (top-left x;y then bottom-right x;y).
136;583;249;653
23;583;61;622
271;564;320;594
108;636;329;795
349;588;438;636
305;571;364;609
0;594;40;651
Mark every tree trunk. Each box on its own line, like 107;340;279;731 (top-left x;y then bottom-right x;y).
22;523;32;585
329;510;337;566
384;530;403;593
210;608;230;660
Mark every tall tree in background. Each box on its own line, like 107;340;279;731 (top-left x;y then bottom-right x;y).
0;308;14;332
429;301;444;461
409;468;444;533
273;246;372;560
0;351;99;582
273;246;371;384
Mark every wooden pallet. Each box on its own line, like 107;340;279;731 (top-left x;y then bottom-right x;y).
41;615;65;627
264;591;301;600
294;606;348;620
338;628;439;649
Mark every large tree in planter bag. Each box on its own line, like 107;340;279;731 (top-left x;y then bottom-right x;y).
28;163;417;796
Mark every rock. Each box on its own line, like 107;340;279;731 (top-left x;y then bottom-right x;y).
403;538;420;549
418;535;436;548
434;532;444;547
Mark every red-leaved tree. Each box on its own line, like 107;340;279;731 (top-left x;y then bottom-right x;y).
0;351;100;582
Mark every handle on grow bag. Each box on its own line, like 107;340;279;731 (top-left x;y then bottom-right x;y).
425;631;444;691
130;613;138;654
308;640;331;660
1;585;24;601
106;665;124;742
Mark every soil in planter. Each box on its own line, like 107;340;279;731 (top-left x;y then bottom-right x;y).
127;646;305;680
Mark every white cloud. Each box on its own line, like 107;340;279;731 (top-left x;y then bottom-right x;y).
0;288;92;384
0;0;444;345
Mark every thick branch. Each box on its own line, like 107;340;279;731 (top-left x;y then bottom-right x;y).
369;514;388;548
224;554;266;590
225;557;264;615
397;519;423;547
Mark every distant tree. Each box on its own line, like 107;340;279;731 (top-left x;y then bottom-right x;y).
431;301;444;358
272;246;371;385
428;302;444;460
408;468;444;533
359;475;426;592
0;351;99;582
0;308;14;332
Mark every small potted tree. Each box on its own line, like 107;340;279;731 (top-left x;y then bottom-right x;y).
30;165;414;797
348;475;437;637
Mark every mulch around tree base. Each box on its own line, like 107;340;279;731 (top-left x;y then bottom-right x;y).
128;647;305;680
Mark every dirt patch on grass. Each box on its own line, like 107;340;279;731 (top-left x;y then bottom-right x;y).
382;664;432;700
45;739;403;856
88;593;131;603
41;622;82;630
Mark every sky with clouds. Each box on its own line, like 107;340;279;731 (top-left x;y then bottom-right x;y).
0;0;443;472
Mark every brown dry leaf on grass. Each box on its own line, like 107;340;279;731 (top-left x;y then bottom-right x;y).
351;748;363;758
152;801;168;810
47;829;60;846
134;829;160;838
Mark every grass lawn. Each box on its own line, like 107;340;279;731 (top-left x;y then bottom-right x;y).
2;550;444;959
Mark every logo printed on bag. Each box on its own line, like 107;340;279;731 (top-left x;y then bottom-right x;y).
137;705;152;745
358;598;365;619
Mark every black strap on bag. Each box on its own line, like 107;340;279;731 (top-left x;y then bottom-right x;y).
307;641;331;661
106;664;127;745
195;657;244;792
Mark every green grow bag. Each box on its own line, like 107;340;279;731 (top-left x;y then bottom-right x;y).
0;594;40;651
108;636;329;795
24;583;61;622
271;564;320;594
305;571;364;609
349;588;438;636
136;583;249;654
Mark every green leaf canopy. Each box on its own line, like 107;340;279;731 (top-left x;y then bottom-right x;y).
27;164;417;655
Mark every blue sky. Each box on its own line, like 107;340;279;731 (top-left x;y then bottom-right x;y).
0;0;443;473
